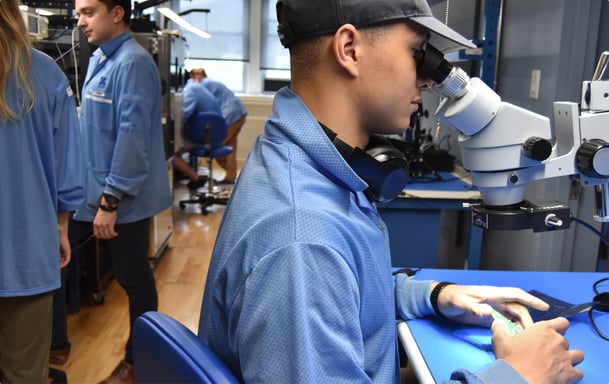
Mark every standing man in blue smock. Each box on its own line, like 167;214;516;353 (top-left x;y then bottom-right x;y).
0;0;85;381
73;0;171;382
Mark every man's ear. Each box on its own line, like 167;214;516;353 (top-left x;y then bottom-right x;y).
111;5;125;24
332;24;361;78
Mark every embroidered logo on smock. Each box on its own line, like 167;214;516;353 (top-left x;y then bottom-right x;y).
99;76;108;87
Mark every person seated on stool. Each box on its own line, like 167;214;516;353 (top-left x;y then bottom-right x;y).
190;68;247;185
197;0;584;383
173;78;224;191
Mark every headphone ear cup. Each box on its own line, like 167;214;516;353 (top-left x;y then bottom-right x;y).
321;123;409;202
364;139;409;202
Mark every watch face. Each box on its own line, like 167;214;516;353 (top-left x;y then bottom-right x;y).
103;194;119;205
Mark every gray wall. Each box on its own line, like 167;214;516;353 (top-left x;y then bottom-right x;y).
425;0;607;271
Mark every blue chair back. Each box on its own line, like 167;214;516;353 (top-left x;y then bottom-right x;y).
133;311;238;384
183;111;228;149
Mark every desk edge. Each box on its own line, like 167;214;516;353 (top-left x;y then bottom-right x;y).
398;321;436;384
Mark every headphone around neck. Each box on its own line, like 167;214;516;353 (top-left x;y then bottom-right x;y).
320;124;409;203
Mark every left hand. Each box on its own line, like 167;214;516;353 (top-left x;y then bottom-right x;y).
492;317;584;383
435;283;550;328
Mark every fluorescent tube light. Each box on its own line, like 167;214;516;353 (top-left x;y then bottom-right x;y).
158;7;211;39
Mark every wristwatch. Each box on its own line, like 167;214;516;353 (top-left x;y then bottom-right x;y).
430;281;455;319
99;193;119;212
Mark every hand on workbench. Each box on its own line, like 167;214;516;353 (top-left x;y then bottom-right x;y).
434;283;549;327
492;317;584;384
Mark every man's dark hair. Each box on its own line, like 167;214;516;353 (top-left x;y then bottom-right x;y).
99;0;131;25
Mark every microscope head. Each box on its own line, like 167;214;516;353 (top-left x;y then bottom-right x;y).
415;44;554;206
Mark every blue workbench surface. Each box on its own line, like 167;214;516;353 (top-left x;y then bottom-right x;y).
399;268;609;384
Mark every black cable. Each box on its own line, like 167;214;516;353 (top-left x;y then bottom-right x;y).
593;277;609;293
589;277;609;341
70;234;95;252
392;268;420;277
570;216;609;247
565;217;609;340
597;222;609;273
589;311;609;341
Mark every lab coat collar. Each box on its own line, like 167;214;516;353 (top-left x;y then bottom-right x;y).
97;31;132;61
86;31;132;86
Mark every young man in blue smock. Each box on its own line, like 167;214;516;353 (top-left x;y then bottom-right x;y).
0;0;85;381
73;0;172;381
198;0;585;383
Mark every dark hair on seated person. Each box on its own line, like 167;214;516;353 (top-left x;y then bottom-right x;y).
99;0;131;25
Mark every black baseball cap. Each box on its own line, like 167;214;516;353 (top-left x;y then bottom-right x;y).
276;0;476;52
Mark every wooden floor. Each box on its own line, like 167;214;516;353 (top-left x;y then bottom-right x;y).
51;180;227;383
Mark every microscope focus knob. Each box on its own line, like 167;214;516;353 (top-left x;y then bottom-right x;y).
522;137;552;161
576;139;609;178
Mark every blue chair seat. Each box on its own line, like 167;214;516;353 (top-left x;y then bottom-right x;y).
190;145;233;159
133;311;238;383
179;111;234;214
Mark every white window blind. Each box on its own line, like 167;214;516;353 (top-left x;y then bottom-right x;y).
260;0;289;70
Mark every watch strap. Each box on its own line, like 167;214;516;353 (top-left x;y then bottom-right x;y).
430;281;455;319
99;204;118;212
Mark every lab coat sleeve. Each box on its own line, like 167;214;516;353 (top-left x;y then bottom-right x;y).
395;273;435;319
53;80;85;212
179;84;198;142
106;59;160;198
231;243;375;383
445;360;528;383
182;84;197;125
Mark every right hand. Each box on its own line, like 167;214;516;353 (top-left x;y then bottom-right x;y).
59;224;71;269
93;209;118;239
492;317;584;384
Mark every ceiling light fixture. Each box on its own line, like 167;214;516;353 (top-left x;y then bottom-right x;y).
36;9;53;16
158;7;211;39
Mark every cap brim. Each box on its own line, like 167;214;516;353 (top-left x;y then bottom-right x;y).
410;16;476;52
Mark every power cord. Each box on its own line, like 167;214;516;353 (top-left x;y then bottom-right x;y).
568;216;609;339
71;27;81;106
589;277;609;341
570;216;609;247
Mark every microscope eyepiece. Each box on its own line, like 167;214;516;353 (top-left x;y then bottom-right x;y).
416;43;470;99
416;44;452;84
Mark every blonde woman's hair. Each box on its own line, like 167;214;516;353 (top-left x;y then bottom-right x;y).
0;0;35;121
